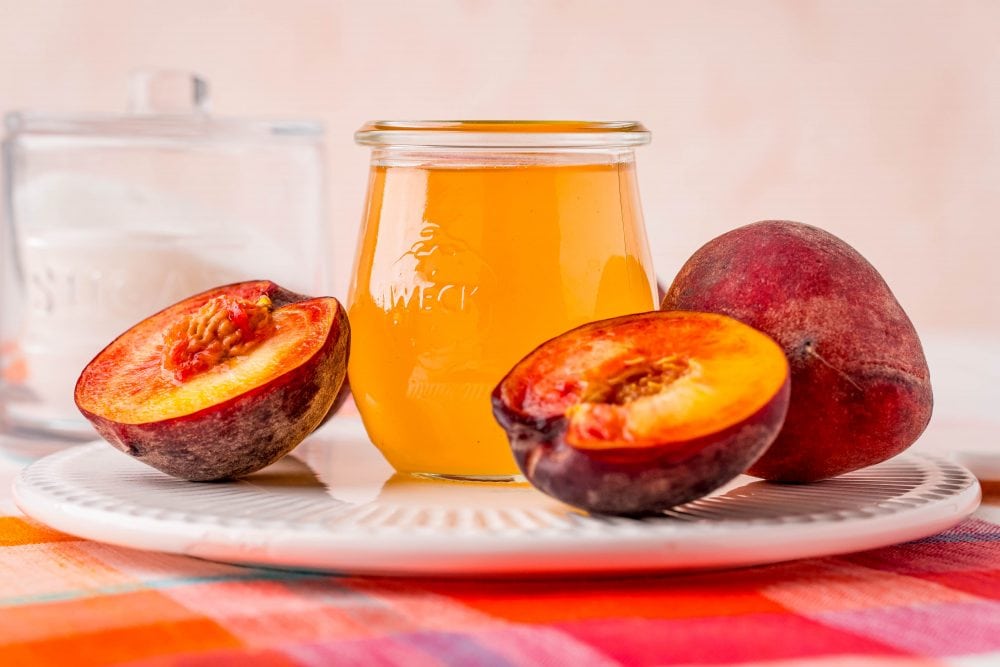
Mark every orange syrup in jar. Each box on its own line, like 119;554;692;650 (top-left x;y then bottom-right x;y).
349;122;656;479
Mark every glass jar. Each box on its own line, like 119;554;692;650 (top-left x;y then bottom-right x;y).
349;121;657;480
0;71;327;456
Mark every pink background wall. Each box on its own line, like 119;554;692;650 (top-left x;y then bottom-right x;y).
1;0;997;336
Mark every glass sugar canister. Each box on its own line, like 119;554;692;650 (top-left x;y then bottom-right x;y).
1;70;327;455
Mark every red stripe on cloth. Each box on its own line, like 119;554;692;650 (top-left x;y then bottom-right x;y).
554;613;909;664
414;577;785;623
917;570;1000;600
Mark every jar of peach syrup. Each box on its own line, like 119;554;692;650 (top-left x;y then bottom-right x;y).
349;121;657;480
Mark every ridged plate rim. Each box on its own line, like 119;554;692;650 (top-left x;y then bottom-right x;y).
12;422;982;577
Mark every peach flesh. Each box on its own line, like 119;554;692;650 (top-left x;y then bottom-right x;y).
662;220;932;481
75;281;349;481
492;311;790;515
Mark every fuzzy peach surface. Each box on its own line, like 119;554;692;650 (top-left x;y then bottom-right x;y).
663;221;933;481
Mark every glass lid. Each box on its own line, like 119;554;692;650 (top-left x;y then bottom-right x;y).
5;70;322;141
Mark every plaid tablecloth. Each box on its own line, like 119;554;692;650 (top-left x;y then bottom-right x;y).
2;459;999;666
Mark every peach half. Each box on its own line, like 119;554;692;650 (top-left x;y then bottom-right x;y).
492;311;790;515
75;280;349;481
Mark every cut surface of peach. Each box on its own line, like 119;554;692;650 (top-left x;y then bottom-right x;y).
498;311;789;449
492;310;790;514
77;286;335;424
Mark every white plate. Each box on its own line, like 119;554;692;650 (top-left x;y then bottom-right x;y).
13;419;982;577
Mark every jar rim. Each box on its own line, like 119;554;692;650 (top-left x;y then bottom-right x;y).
355;120;650;148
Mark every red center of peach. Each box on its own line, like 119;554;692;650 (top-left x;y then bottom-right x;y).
161;294;275;382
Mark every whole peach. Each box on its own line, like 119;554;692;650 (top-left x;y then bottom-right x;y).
662;220;932;481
